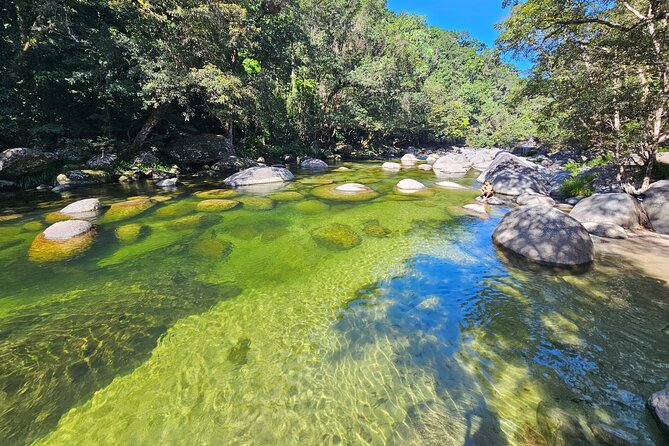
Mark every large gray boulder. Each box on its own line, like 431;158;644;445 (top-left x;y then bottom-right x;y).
211;155;257;174
164;134;233;166
643;180;669;234
570;193;645;229
517;192;555;207
478;152;550;194
223;166;294;187
86;153;118;170
648;385;669;437
43;220;94;241
300;158;328;170
492;171;542;196
582;222;627;239
432;154;471;174
493;206;594;266
0;148;59;179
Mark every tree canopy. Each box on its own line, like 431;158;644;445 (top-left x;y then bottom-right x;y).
1;0;538;157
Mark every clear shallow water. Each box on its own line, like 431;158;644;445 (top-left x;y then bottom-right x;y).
0;163;667;445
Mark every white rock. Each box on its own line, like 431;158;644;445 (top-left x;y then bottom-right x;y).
401;154;417;165
381;162;401;171
396;179;426;192
156;178;178;187
43;220;93;241
435;181;468;190
463;204;487;215
418;164;432;171
224;166;294;187
335;183;372;193
517;193;555;207
426;155;439;165
60;198;101;215
433;154;471;173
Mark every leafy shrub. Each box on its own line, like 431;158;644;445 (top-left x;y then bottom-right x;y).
560;173;596;197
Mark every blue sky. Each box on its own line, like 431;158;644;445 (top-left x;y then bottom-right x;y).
386;0;532;71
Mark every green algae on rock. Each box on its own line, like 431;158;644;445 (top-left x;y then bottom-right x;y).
190;237;233;259
115;224;147;244
238;196;275;210
362;220;392;238
196;199;240;212
104;199;156;222
311;223;362;250
22;221;45;232
194;189;240;199
154;202;195;218
293;200;330;214
44;211;73;224
298;178;334;185
269;191;304;202
165;214;215;230
0;214;22;223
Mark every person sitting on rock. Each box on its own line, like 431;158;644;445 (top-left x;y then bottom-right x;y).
480;181;494;202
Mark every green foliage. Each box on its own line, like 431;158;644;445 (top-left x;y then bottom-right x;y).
1;0;539;156
560;174;597;198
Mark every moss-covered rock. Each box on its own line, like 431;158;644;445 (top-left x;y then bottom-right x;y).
269;191;304;202
298;178;334;185
194;189;240;199
44;211;73;224
22;221;44;232
165;214;213;230
154;202;195;218
104;199;156;222
127;195;151;201
239;196;275;210
293;200;330;214
311;224;362;251
115;224;147;244
28;231;95;262
190;237;233;259
150;195;173;203
0;214;22;223
196;199;240;212
311;184;380;202
362;220;392;238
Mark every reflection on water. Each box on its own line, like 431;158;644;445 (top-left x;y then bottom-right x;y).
0;163;667;445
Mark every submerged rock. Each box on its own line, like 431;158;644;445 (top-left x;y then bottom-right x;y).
269;191;304;202
104;199;156;222
362;220;392;238
648;385;669;436
238;196;275;210
194;189;240;199
536;402;596;446
311;224;362;251
570;193;645;229
463;203;487;217
29;221;95;262
417;164;432;171
190;237;232;259
165;214;213;230
115;224;146;244
196;199;239;212
312;183;380;202
493;206;594;266
154;202;195;218
590;423;638;446
293;200;330;214
643;180;669;234
223;166;294;187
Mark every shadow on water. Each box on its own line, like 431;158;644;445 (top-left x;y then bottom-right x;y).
332;214;669;445
0;264;241;445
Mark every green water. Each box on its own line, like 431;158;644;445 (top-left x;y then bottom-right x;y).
0;163;667;445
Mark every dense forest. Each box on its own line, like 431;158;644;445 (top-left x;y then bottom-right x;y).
0;0;667;187
1;0;539;159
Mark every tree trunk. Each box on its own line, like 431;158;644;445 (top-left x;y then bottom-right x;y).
226;118;234;148
129;104;166;154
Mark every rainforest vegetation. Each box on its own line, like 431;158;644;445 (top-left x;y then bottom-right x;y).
1;0;667;184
